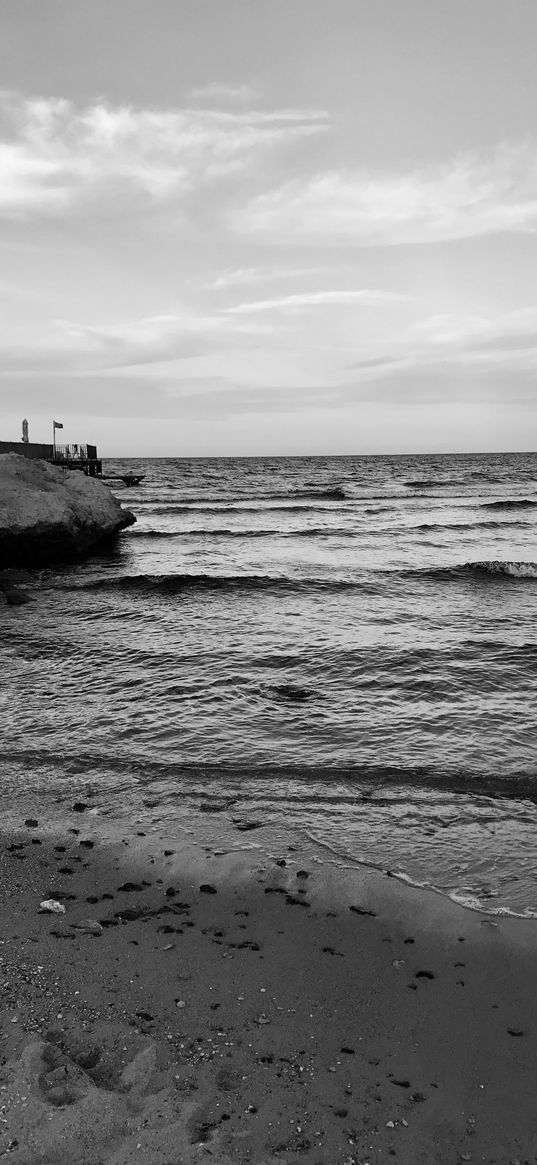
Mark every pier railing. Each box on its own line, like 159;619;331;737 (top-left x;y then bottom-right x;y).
53;443;97;461
51;443;101;477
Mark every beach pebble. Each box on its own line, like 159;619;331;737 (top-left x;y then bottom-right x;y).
25;818;38;827
70;919;103;936
72;802;88;812
200;884;217;894
39;899;66;914
114;906;144;921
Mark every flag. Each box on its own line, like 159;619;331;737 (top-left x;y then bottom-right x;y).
53;420;63;429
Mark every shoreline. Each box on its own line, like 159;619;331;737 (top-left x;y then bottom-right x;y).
1;813;536;1163
1;777;535;922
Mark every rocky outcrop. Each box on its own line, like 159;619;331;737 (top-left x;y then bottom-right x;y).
0;453;135;567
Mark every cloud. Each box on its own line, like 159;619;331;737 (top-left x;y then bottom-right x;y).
344;304;537;391
340;360;537;408
226;289;411;313
0;92;328;217
188;82;262;105
206;265;325;290
0;366;335;422
0;308;276;377
236;142;537;245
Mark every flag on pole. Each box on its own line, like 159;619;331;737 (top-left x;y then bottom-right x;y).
53;420;63;430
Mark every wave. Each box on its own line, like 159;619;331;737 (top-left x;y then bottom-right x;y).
404;478;436;489
0;744;534;786
143;487;346;506
468;560;537;579
411;518;530;532
128;526;356;541
65;572;369;597
287;486;346;501
54;559;537;598
405;560;537;582
404;478;462;489
480;498;537;510
145;503;335;516
129;528;277;540
468;471;505;483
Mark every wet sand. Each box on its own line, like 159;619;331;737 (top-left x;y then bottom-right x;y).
0;814;536;1164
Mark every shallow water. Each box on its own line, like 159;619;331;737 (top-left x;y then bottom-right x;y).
3;451;537;915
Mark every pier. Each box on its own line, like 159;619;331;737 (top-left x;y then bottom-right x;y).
0;423;144;487
101;472;145;487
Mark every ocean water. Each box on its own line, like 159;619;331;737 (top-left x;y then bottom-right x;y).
3;451;537;916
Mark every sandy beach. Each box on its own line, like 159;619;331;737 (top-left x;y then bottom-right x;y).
0;810;535;1165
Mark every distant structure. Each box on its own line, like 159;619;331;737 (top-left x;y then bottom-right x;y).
0;419;102;478
0;419;144;486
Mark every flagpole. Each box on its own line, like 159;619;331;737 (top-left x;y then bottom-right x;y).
52;420;56;460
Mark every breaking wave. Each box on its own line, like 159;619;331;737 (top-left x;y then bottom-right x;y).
406;560;537;582
468;560;537;579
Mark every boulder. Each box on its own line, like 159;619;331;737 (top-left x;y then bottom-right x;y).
0;453;135;567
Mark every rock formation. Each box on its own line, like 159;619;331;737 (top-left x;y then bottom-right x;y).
0;453;135;568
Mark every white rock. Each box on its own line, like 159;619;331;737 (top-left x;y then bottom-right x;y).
39;900;66;914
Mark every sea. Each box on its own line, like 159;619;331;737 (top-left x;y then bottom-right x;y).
3;451;537;917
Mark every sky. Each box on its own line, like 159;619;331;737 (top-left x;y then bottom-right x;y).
1;0;537;456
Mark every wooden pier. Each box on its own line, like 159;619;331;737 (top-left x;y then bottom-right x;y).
101;473;145;487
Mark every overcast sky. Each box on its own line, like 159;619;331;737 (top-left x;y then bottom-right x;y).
1;0;537;456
